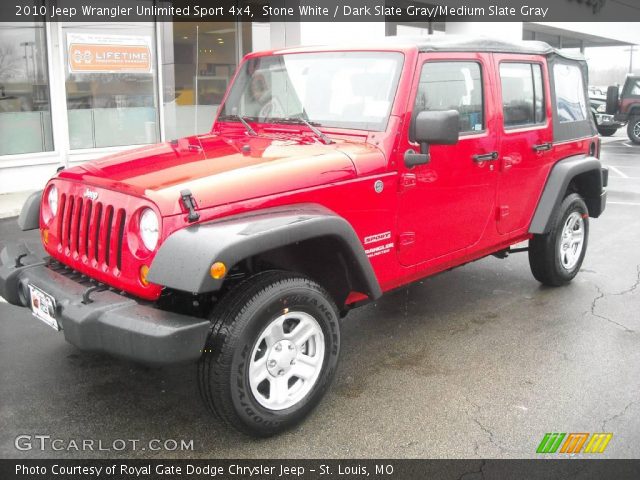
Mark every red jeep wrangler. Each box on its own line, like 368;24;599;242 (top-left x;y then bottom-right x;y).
1;37;607;436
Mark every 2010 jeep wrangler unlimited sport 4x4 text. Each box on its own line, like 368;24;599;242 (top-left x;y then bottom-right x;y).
0;37;607;436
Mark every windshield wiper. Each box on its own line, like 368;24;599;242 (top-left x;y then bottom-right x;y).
273;116;334;145
218;114;257;136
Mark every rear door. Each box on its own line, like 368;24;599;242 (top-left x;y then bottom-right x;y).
494;55;553;234
396;53;499;267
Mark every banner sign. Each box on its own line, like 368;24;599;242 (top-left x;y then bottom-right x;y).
66;33;152;74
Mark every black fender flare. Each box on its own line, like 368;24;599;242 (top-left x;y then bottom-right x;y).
18;190;42;231
529;155;605;235
148;204;382;300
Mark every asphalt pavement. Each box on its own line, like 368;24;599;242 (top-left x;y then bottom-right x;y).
1;132;639;459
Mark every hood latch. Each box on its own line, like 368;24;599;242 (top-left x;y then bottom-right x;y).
180;189;200;222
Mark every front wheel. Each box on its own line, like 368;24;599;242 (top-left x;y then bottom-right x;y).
198;271;340;437
628;116;640;144
529;193;589;286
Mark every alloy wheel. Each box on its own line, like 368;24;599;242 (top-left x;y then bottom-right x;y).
558;211;585;270
249;311;325;410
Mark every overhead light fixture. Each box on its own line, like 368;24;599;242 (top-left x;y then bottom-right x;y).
204;28;236;35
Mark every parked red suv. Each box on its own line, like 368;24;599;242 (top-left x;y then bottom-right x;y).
1;37;607;436
606;75;640;143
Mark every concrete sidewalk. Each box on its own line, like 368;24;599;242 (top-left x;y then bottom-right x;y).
0;191;35;219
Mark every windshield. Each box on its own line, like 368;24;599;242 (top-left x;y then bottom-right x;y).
219;51;404;131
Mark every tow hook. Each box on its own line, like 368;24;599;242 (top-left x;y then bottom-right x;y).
15;253;28;268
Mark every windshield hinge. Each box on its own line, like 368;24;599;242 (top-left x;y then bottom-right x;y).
180;189;200;222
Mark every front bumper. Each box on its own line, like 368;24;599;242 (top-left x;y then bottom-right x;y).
0;243;211;366
595;113;624;128
614;112;630;123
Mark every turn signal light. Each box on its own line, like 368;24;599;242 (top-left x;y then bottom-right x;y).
42;228;49;245
210;262;227;280
140;265;150;286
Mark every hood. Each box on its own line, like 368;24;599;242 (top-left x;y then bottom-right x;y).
57;132;386;216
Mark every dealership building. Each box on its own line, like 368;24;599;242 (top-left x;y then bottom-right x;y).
1;9;639;198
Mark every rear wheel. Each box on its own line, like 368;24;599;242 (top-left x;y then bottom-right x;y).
628;116;640;144
529;193;589;286
197;271;340;437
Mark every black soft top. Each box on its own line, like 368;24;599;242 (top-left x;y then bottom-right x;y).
385;35;594;143
386;35;585;61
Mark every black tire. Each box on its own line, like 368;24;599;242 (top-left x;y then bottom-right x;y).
606;85;619;115
597;126;617;137
529;193;589;286
198;271;340;437
628;116;640;144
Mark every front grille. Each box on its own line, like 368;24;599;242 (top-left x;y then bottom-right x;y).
57;193;127;271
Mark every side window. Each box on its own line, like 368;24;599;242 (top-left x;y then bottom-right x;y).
631;80;640;96
553;63;588;123
500;63;545;128
414;62;484;134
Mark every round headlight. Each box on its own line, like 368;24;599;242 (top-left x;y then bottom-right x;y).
597;104;607;113
139;208;159;251
47;185;58;216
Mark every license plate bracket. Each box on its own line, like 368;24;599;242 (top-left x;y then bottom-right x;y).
28;284;59;331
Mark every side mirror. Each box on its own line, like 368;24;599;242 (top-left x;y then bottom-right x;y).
405;110;460;168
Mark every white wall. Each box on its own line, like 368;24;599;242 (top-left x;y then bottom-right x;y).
531;22;640;45
0;162;60;194
269;22;300;49
300;22;386;46
446;22;524;40
251;22;271;51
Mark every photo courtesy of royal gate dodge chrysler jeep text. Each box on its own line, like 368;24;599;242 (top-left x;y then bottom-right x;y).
0;37;607;437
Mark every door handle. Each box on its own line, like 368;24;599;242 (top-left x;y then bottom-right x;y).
533;142;552;152
472;151;498;162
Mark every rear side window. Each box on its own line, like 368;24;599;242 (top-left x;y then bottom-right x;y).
500;63;545;128
553;63;588;123
629;79;640;96
414;61;484;133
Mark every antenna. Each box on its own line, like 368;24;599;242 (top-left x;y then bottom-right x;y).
195;24;199;133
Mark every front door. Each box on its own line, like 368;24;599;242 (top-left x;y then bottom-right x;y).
396;53;499;267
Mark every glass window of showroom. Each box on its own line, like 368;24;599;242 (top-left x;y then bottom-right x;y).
160;21;269;139
0;20;269;159
0;22;52;156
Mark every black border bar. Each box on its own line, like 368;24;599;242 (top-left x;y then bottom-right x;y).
2;459;640;480
1;0;640;23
